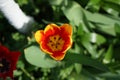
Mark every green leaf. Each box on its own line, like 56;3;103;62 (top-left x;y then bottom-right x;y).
102;4;119;16
104;0;120;5
65;53;109;72
84;10;120;26
115;23;120;35
24;46;58;68
74;63;82;74
98;71;120;79
102;0;120;13
95;24;116;36
81;40;97;57
62;1;120;36
62;1;91;32
103;44;113;64
14;70;23;77
62;1;83;26
48;0;63;6
86;0;101;12
60;65;74;79
17;61;25;68
17;0;29;6
81;33;106;45
84;10;120;36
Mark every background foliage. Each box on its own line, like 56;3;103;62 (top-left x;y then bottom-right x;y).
1;0;120;80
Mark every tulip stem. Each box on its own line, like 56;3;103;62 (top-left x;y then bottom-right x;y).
20;67;35;80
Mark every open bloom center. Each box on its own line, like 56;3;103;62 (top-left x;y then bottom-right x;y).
0;58;11;73
47;35;65;51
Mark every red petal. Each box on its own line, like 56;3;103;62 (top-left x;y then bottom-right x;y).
10;52;21;70
50;52;65;61
44;23;60;36
0;46;9;56
62;36;72;53
60;24;72;36
0;45;20;80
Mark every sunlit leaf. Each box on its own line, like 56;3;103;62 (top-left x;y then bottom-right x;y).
62;1;83;26
81;33;106;45
24;46;58;68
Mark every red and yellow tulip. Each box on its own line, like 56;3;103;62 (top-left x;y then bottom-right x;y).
35;23;72;60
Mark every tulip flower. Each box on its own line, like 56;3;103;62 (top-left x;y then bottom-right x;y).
0;45;20;80
35;23;72;60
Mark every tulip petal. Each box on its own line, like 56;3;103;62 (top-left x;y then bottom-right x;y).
35;30;44;43
40;44;53;55
61;24;72;36
63;36;72;52
50;52;65;61
44;24;60;35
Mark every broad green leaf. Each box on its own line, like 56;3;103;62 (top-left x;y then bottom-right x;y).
65;53;109;71
102;4;119;16
61;1;83;26
24;46;57;68
62;1;91;32
92;23;116;36
84;10;120;26
81;33;106;45
84;10;120;36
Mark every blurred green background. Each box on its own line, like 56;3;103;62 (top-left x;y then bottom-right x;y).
1;0;120;80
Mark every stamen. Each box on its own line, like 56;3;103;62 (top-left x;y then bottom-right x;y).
47;35;65;51
54;37;56;40
49;40;52;43
58;37;61;40
51;44;54;47
57;43;60;45
56;46;58;48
